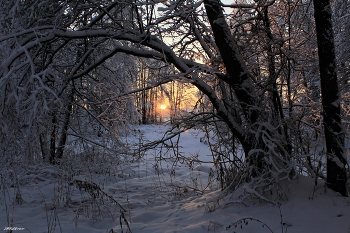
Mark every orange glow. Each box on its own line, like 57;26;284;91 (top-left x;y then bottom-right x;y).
160;104;167;110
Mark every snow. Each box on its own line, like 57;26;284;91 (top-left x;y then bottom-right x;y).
1;125;350;233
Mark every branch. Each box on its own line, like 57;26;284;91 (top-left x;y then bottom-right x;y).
220;0;275;9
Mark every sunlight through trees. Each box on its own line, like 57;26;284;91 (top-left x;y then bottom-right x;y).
0;0;349;200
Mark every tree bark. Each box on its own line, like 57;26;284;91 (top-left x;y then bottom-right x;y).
313;0;348;196
203;0;258;124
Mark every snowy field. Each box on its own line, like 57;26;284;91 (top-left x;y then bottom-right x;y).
1;125;349;233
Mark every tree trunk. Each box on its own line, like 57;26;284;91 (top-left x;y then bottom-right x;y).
56;90;74;161
39;134;48;162
203;0;258;124
203;0;269;175
313;0;348;196
50;114;57;164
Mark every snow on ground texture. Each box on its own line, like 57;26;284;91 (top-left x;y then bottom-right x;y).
1;125;349;233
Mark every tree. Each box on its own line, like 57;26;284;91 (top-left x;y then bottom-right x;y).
0;0;348;197
0;0;139;164
313;0;348;196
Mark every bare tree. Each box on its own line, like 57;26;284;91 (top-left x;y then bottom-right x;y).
313;0;348;196
0;0;139;164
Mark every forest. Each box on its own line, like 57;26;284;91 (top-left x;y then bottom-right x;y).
0;0;349;232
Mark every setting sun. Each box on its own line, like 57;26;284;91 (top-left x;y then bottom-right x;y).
160;104;167;110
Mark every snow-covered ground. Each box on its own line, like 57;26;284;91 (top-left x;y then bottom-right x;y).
1;125;349;233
